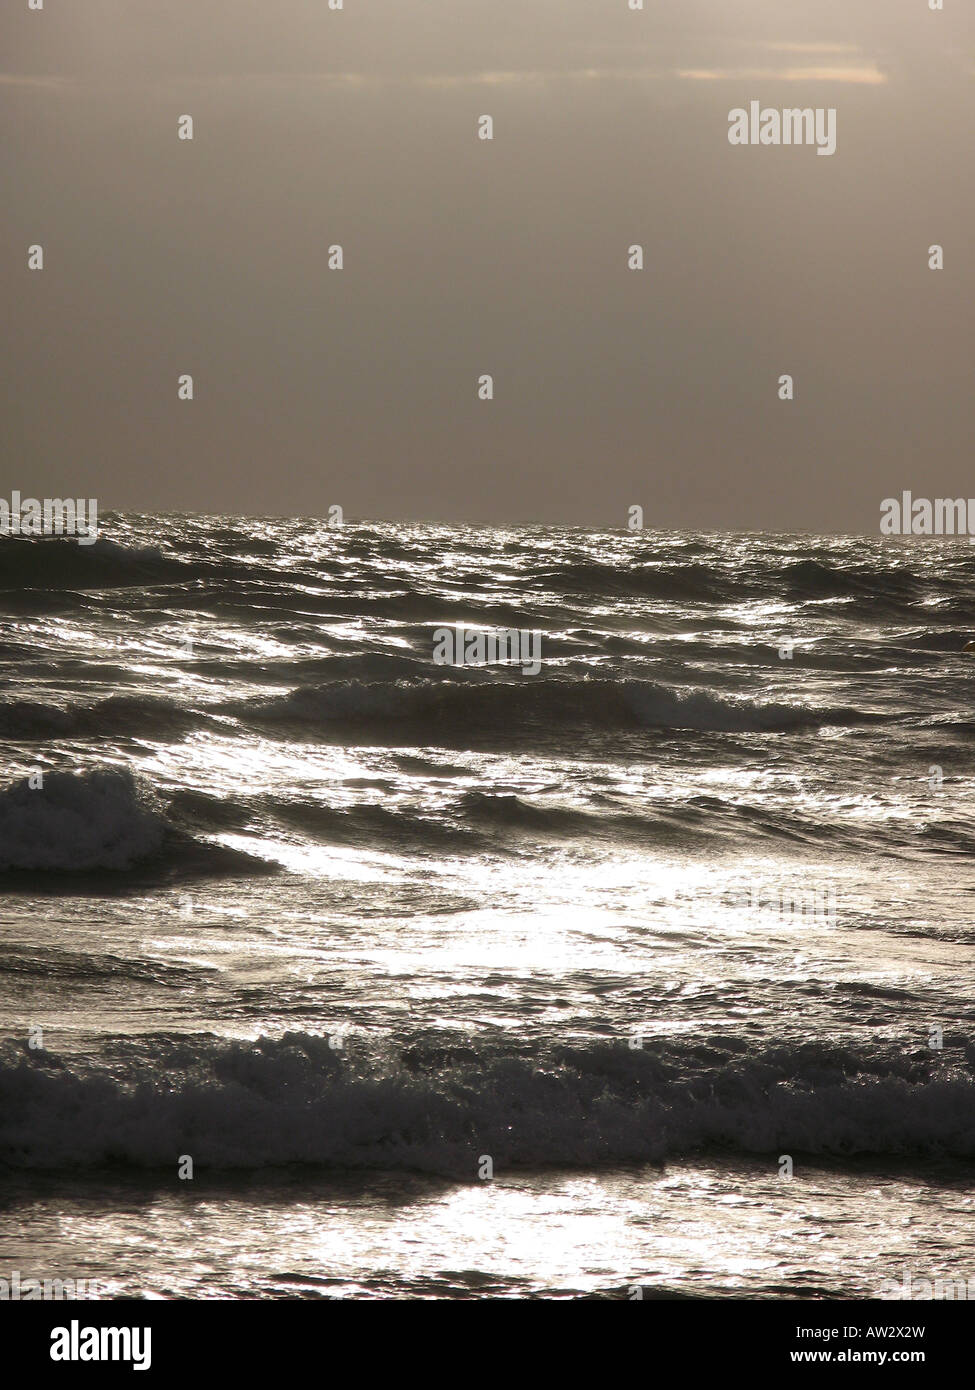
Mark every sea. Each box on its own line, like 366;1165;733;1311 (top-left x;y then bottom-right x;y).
1;516;973;1300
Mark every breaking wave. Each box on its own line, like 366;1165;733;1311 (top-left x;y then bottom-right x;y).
0;768;272;879
0;768;166;872
2;1032;973;1173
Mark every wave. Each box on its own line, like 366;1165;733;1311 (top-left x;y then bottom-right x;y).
0;768;272;880
270;790;643;851
153;784;885;858
781;559;924;603
0;695;211;742
0;944;209;988
266;798;487;853
233;677;889;740
531;560;721;602
0;537;216;591
0;768;166;871
1;533;967;618
2;1032;973;1173
458;790;596;834
520;555;958;612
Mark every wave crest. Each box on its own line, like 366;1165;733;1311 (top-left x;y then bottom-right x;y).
0;768;165;871
235;677;881;738
2;1033;972;1172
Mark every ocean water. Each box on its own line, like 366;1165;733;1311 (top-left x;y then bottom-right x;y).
1;516;974;1299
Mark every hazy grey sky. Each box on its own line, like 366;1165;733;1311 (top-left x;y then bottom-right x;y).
2;1;973;528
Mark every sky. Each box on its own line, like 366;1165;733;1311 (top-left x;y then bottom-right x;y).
2;0;973;529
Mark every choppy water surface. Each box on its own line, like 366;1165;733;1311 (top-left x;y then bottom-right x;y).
1;518;973;1297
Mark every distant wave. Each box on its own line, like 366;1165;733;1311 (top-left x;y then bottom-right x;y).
1;535;962;619
2;1032;972;1172
780;558;925;603
0;537;213;591
232;677;889;738
530;560;721;602
0;695;212;742
526;555;956;612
